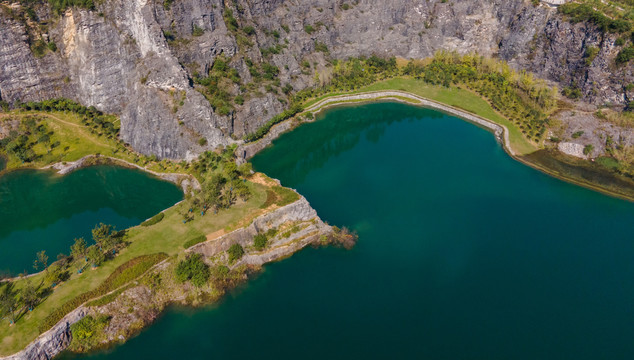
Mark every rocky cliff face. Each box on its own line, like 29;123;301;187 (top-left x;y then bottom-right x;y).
0;0;631;159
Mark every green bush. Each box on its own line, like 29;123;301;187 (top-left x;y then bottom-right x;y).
39;253;167;333
227;243;244;262
559;3;632;34
253;234;267;251
175;253;210;287
140;212;164;227
243;26;255;36
70;315;110;342
304;25;315;34
616;46;634;64
183;235;207;249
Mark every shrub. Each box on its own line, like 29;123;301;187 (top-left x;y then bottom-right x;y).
175;253;210;287
198;137;208;146
70;315;110;342
243;26;256;36
304;25;315;34
572;131;584;139
583;144;594;155
253;234;267;251
227;243;244;262
234;95;244;105
140;212;164;227
192;25;204;37
183;234;207;249
616;46;634;64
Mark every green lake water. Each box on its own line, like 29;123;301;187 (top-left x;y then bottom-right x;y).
0;166;182;276
63;102;634;359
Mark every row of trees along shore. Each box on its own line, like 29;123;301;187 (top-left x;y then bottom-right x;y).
248;52;558;144
0;223;120;326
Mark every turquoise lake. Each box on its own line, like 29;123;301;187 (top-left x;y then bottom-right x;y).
63;102;634;359
0;166;183;276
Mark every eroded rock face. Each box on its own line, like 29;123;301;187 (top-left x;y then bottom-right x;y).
0;0;632;159
0;307;87;360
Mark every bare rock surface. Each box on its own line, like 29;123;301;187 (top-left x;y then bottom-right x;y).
1;0;632;159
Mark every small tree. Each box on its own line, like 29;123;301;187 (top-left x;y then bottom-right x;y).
175;254;210;287
0;283;18;324
92;223;113;249
20;281;39;311
227;243;244;262
33;250;49;273
70;238;87;260
253;234;267;251
86;246;105;268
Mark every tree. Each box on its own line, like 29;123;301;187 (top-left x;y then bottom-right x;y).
33;251;49;273
92;223;113;249
227;243;244;262
175;254;210;287
70;238;87;260
253;234;267;251
86;246;105;267
20;281;39;311
0;283;18;324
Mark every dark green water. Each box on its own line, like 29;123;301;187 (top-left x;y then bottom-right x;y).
64;102;634;359
0;166;183;276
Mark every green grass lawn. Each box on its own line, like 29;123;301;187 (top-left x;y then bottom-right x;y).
0;180;269;356
0;111;186;174
302;77;537;155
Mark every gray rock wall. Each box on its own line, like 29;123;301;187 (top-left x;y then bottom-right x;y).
0;307;87;360
1;0;631;159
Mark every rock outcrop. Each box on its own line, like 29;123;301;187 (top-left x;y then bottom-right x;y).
0;0;632;159
0;307;87;360
190;195;330;265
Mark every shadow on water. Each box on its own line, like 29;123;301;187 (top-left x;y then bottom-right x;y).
255;102;444;186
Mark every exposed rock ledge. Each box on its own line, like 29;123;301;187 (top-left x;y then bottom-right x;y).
557;142;588;159
0;307;88;360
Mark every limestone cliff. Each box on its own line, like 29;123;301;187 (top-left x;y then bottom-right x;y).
0;0;631;158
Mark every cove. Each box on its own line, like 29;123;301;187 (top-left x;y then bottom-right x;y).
0;165;183;276
63;102;634;359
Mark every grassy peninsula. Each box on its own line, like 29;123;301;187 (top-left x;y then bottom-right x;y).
0;102;341;356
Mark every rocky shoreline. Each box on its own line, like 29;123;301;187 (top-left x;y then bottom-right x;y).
42;155;201;193
0;195;334;360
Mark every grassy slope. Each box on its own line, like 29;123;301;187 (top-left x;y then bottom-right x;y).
303;78;537;155
0;180;269;355
0;111;184;174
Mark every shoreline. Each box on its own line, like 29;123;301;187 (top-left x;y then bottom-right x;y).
240;90;634;202
0;154;201;193
0;195;333;360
